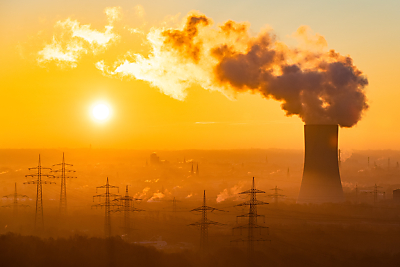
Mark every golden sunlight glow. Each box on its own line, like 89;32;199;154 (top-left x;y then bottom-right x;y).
92;103;111;121
3;3;399;150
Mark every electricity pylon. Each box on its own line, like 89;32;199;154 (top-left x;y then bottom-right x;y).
172;197;178;212
112;185;143;240
268;186;285;204
24;155;55;231
355;184;358;204
93;177;120;238
232;177;269;256
167;196;181;212
2;183;29;217
373;184;383;206
196;164;199;176
189;190;226;255
52;153;76;215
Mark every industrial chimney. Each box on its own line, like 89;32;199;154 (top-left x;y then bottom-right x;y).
297;125;345;204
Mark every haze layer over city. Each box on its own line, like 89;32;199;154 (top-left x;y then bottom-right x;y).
1;1;400;266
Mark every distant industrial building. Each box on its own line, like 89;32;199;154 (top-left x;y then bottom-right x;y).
150;152;169;165
150;152;161;165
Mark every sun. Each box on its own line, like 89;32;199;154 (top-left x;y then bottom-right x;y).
92;103;111;121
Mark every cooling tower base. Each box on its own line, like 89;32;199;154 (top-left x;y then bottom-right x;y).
297;180;345;204
297;124;345;204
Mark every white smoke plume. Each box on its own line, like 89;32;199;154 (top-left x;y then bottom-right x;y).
340;149;353;163
134;187;150;199
216;182;244;202
106;12;368;127
147;190;165;202
39;8;369;127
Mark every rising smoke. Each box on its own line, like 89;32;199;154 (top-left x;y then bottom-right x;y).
38;8;369;127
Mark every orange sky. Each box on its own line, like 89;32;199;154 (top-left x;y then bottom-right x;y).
1;1;399;150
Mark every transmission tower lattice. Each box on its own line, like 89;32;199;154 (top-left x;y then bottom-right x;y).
355;184;358;204
189;190;226;254
93;177;120;238
232;177;269;255
24;155;55;231
172;197;177;212
111;185;143;240
52;153;76;215
167;197;181;212
268;186;285;204
2;182;29;217
372;184;383;205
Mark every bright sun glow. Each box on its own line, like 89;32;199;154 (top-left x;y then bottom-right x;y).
92;103;111;121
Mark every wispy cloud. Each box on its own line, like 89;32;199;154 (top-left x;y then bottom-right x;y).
194;122;217;124
37;7;121;67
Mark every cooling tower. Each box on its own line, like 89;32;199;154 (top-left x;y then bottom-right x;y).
297;125;345;204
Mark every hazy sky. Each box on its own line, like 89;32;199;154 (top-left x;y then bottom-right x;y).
1;0;399;150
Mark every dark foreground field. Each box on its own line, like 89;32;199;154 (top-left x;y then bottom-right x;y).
1;231;400;267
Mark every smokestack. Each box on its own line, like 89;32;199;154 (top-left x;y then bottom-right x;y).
297;125;344;204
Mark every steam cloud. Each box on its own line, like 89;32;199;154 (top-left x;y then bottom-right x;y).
216;182;244;202
37;7;121;67
39;8;369;127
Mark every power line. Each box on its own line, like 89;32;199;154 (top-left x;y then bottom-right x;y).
232;177;269;256
363;184;384;205
355;184;358;204
92;177;120;238
165;196;181;212
2;182;29;217
268;186;285;205
172;197;178;212
52;152;76;215
189;190;226;255
111;185;144;241
373;184;383;206
24;155;56;232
